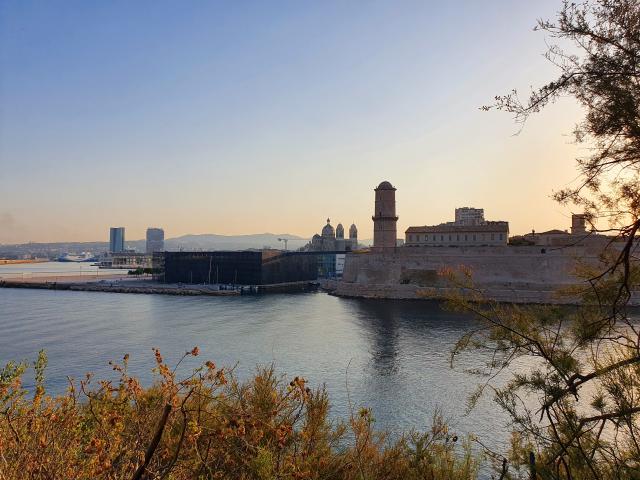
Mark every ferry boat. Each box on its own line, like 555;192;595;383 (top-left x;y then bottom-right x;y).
57;252;97;263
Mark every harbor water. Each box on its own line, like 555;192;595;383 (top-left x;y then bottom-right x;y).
0;262;565;473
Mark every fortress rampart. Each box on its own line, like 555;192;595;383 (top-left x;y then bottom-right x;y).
331;245;639;305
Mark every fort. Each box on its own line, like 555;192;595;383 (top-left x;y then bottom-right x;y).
331;181;640;305
330;244;612;304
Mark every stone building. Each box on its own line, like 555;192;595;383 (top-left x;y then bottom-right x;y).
306;218;358;252
372;181;398;251
405;208;509;246
516;214;602;247
571;214;587;235
304;218;358;278
454;207;485;226
110;252;152;269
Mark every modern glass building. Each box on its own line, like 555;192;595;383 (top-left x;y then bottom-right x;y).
109;227;125;253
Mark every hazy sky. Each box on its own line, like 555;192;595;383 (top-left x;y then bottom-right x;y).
0;1;586;244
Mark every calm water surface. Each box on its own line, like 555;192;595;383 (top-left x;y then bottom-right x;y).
0;279;516;466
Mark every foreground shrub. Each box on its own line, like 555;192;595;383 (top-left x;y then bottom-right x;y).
0;349;477;479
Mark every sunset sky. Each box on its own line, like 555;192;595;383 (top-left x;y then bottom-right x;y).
0;1;586;244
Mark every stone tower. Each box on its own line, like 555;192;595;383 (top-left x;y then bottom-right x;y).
571;214;587;235
372;181;398;251
349;223;358;243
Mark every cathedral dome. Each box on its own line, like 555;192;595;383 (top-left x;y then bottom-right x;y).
349;224;358;238
321;218;335;238
336;223;344;239
376;181;395;190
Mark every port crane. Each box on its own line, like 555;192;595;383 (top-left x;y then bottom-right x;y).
277;238;288;251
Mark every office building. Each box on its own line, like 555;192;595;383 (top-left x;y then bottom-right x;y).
146;227;165;254
109;227;125;253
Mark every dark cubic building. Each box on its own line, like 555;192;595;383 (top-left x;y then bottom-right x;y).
146;227;165;254
159;250;318;285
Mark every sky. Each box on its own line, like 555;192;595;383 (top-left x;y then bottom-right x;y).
0;1;587;244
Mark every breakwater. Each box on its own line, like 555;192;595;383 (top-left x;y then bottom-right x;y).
0;279;319;296
0;280;240;296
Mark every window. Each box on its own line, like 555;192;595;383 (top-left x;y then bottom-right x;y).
473;234;476;241
491;234;495;240
409;235;413;242
499;234;504;240
448;235;452;241
456;235;460;241
464;235;468;241
441;235;444;241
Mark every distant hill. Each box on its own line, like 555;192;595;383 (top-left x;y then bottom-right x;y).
164;233;308;251
0;233;311;256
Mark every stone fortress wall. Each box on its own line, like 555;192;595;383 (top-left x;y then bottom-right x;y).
332;243;638;305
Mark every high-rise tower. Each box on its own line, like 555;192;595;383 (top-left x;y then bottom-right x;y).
109;227;125;253
372;181;398;251
146;227;165;254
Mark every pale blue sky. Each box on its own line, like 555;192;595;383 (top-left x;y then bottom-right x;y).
0;1;584;243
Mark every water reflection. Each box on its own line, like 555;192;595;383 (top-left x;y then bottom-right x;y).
353;300;404;375
349;299;478;375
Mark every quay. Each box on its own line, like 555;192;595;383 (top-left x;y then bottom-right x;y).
0;277;319;296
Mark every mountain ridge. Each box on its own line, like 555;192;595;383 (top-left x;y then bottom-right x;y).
0;233;311;253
